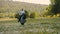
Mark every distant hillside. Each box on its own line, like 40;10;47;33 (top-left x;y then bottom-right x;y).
0;0;48;13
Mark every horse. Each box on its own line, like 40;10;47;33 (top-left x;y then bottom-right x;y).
18;13;26;25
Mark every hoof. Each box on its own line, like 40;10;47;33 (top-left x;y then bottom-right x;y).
21;23;24;25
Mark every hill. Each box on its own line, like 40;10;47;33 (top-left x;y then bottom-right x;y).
0;0;48;13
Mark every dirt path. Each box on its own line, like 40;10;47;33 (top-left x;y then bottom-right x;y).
0;18;16;20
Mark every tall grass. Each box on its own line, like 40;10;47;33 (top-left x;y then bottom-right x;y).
0;18;60;34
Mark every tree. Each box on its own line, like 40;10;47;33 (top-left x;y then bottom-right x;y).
49;0;60;15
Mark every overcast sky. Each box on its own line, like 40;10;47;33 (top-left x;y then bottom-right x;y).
13;0;51;5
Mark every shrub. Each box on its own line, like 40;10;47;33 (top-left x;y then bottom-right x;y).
56;14;60;17
30;12;36;18
25;10;29;18
15;13;20;18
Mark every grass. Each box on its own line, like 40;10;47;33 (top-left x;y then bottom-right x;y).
0;18;60;34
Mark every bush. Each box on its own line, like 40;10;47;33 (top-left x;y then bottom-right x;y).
30;12;36;18
15;13;20;18
25;10;29;18
56;14;60;17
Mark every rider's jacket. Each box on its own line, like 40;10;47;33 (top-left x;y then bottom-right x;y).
19;10;25;15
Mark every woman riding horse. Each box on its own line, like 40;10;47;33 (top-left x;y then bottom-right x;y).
18;9;26;25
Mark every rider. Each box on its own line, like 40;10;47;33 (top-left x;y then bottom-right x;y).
19;9;25;16
19;9;26;20
18;8;26;25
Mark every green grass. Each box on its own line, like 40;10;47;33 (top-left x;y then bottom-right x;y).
0;18;60;34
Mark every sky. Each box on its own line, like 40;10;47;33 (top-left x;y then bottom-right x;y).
13;0;51;5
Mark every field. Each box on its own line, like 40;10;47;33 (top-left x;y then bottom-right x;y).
0;18;60;34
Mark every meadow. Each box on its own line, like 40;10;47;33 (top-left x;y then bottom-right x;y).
0;0;60;34
0;18;60;34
